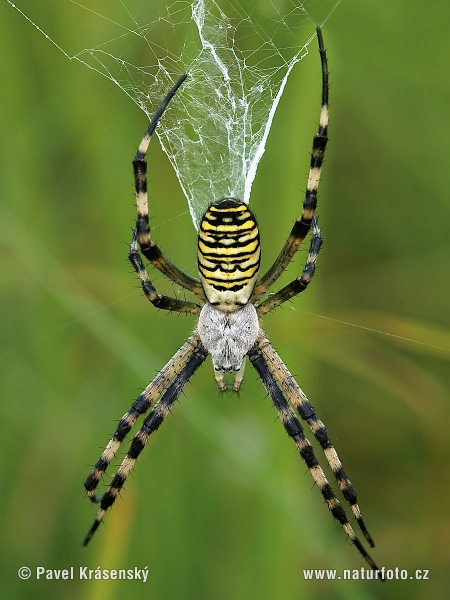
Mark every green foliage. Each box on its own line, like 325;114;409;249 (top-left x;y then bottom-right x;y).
1;1;449;598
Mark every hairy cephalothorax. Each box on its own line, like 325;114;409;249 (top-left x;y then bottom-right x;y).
83;28;380;575
198;301;259;388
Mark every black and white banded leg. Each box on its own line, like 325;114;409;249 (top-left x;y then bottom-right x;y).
252;27;328;301
129;230;202;315
83;337;207;545
132;75;205;300
248;338;379;572
256;217;323;316
84;335;203;503
253;333;374;547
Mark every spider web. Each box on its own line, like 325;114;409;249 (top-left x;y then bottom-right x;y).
6;0;341;229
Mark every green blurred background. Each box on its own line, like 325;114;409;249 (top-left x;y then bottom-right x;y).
1;0;449;598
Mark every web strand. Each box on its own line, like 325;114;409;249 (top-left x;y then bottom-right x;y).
290;307;450;354
5;0;340;228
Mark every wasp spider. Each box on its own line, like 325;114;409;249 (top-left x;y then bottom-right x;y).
84;28;379;572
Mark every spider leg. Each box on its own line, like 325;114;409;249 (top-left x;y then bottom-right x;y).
133;74;205;300
256;217;322;316
248;336;379;572
253;332;374;547
84;334;202;500
129;230;202;314
252;27;328;301
83;336;207;545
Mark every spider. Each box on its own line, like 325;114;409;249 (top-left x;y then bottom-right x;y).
83;27;379;572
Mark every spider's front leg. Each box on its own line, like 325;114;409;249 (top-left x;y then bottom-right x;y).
253;332;375;548
83;334;208;545
248;334;379;573
84;334;203;504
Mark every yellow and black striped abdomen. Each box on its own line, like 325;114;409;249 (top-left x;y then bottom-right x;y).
198;198;260;310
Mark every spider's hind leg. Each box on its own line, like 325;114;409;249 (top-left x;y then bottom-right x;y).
252;27;328;301
132;75;205;300
129;230;202;315
256;217;323;316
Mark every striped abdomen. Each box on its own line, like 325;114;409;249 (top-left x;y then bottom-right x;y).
198;199;260;310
